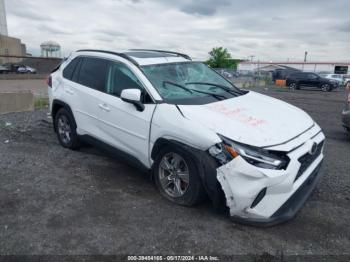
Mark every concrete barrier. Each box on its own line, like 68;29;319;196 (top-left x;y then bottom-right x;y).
0;74;47;80
0;91;34;114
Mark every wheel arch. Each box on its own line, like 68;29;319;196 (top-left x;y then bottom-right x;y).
151;137;197;161
150;136;226;211
51;99;75;132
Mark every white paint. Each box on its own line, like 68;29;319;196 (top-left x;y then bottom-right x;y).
120;89;141;102
179;91;314;148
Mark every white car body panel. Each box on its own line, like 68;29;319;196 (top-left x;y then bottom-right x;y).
97;91;156;167
178;91;314;148
150;103;221;155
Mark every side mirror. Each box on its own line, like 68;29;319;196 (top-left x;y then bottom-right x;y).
120;89;145;112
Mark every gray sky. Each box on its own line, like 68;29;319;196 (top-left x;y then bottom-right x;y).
5;0;350;61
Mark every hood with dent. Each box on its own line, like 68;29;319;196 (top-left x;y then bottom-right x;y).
178;91;314;147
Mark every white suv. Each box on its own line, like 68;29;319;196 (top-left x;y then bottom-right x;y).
48;49;325;226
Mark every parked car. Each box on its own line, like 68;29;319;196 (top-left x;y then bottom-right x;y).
324;74;343;84
324;74;350;87
0;65;10;74
286;72;338;91
17;65;37;74
48;49;325;226
342;93;350;132
343;75;350;87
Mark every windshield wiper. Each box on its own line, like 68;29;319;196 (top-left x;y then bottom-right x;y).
188;89;226;100
162;81;193;94
185;82;243;96
162;81;225;101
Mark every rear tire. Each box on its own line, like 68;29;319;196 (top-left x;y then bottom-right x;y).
152;145;206;206
54;108;80;150
288;82;298;90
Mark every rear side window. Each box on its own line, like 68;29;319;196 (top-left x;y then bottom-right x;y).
63;57;80;80
78;57;110;91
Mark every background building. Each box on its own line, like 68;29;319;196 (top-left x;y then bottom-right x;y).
0;0;27;64
0;0;8;36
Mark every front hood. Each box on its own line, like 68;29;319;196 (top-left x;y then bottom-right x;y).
178;91;314;147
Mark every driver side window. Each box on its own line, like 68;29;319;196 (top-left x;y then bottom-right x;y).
106;62;143;97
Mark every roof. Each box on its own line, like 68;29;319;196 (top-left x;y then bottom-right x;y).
76;49;191;66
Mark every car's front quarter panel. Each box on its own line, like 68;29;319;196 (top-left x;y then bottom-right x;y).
150;103;221;160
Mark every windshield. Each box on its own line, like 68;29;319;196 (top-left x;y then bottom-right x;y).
141;62;244;105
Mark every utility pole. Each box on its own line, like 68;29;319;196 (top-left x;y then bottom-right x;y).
302;51;308;71
249;55;255;62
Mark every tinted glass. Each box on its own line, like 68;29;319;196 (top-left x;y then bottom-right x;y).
78;57;110;91
106;62;143;96
141;62;241;104
308;73;318;79
63;57;80;80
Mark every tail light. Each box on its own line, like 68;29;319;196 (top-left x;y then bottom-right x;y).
46;75;52;88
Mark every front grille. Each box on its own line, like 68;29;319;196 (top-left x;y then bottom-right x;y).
295;141;324;182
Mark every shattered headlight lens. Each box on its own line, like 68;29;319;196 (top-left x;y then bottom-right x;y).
209;135;288;170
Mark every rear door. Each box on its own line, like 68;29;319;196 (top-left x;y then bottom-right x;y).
65;57;109;137
97;60;156;166
306;73;320;88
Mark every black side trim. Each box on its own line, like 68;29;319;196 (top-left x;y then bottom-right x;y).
150;138;227;212
51;100;75;132
76;49;140;66
79;135;149;173
250;188;267;208
231;162;323;227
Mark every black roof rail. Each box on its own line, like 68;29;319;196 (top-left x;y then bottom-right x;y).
128;49;192;60
76;49;140;66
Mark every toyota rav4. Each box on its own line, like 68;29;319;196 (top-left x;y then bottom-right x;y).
48;49;325;226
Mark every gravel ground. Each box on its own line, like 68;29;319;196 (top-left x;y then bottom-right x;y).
0;86;349;260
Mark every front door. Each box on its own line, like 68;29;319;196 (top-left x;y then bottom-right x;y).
98;60;156;167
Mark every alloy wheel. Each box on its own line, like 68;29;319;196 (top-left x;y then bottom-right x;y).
158;152;190;198
57;115;72;144
289;83;297;90
321;84;330;92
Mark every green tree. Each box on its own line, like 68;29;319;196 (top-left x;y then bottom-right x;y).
205;47;238;69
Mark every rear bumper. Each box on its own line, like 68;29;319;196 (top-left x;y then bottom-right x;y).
231;163;323;227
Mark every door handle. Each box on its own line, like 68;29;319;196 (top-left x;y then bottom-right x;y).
99;103;110;112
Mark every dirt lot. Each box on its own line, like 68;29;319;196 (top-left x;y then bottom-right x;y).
0;86;349;259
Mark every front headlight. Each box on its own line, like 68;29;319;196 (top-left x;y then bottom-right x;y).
208;135;289;170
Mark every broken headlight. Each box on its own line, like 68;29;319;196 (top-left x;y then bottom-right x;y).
209;135;288;170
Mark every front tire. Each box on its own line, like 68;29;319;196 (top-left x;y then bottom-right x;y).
288;82;299;90
54;108;80;149
153;145;206;206
321;83;331;92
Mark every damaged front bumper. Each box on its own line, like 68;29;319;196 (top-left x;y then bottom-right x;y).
216;129;325;227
